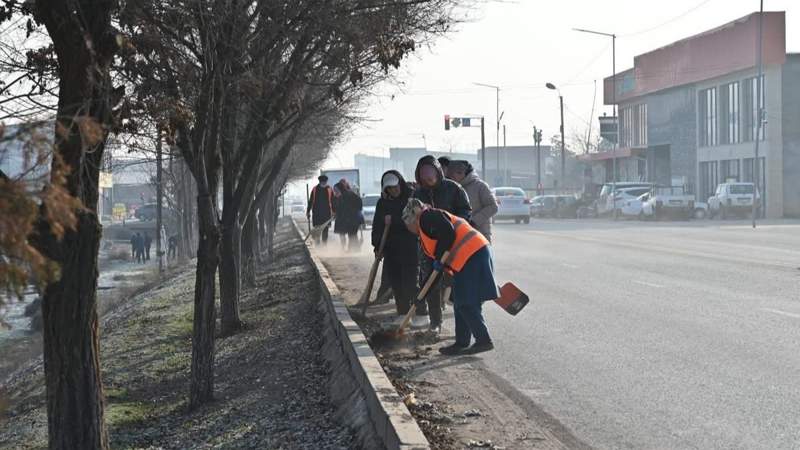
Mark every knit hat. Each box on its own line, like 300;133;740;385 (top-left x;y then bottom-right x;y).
402;198;426;225
381;173;400;190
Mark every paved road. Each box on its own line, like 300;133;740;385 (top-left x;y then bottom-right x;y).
483;219;800;449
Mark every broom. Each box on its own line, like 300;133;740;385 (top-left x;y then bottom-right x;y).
359;225;391;316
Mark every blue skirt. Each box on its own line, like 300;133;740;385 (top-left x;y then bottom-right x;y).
453;246;500;306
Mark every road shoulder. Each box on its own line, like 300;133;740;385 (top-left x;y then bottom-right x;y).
320;251;589;450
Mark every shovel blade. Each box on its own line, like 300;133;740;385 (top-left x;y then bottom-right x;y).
495;282;529;316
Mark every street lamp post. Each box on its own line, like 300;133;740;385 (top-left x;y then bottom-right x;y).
752;0;764;228
546;83;566;191
574;28;617;211
474;82;501;184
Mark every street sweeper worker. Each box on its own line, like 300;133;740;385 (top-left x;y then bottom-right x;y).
371;171;419;320
307;174;335;245
403;198;500;355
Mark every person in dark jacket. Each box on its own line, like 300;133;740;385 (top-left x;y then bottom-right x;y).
307;175;335;245
333;179;363;251
413;155;472;333
143;232;152;261
372;170;418;318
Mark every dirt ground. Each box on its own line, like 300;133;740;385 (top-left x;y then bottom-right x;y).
317;241;588;450
1;221;354;449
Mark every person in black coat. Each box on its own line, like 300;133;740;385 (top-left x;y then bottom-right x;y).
143;232;152;261
372;170;419;318
307;175;335;244
333;180;363;251
413;155;471;333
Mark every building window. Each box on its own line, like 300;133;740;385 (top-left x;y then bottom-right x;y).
699;160;718;201
619;103;647;148
720;82;740;144
742;76;765;142
699;87;718;147
720;159;740;182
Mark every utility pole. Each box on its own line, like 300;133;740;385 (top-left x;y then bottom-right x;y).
753;1;764;228
534;126;542;194
503;124;507;185
546;82;566;191
575;27;617;214
155;128;163;275
481;117;486;179
559;95;566;190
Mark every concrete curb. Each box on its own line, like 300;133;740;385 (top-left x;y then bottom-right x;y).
290;220;430;450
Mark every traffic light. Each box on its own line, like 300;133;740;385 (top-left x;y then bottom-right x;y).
444;114;450;130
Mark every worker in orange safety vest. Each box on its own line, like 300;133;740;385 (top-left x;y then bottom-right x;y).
402;198;500;355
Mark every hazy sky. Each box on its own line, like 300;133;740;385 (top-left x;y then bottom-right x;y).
322;0;799;171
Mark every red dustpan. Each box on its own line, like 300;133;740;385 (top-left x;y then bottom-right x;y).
495;282;529;315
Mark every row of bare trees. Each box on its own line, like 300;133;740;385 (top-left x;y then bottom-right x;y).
1;0;458;448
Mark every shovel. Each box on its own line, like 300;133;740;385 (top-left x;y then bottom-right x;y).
359;224;391;316
393;251;450;335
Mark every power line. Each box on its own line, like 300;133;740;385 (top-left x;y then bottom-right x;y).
620;0;717;38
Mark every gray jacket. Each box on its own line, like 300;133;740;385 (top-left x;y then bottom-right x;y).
460;172;497;240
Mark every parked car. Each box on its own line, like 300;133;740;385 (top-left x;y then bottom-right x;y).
619;192;649;219
290;202;306;217
597;182;654;215
609;187;653;218
708;182;760;219
361;194;380;227
530;195;554;218
643;186;695;220
491;187;531;224
134;203;157;221
530;195;578;218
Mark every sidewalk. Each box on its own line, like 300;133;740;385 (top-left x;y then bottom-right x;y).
317;240;589;450
1;220;355;449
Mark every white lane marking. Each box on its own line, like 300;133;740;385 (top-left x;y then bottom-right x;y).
633;280;664;288
560;263;579;269
760;308;800;319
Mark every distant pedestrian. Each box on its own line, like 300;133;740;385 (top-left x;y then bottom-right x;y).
143;232;152;261
307;175;335;245
133;232;145;264
130;233;138;259
333;179;362;251
168;235;178;260
448;160;498;241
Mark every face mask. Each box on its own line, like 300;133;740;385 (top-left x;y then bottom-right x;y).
319;182;327;187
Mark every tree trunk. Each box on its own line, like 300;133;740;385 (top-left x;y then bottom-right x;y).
218;216;242;335
189;192;220;407
40;212;108;450
33;1;118;448
241;211;257;287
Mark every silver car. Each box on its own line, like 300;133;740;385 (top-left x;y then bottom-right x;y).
491;187;531;224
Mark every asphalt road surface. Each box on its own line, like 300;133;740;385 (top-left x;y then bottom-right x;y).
481;218;800;449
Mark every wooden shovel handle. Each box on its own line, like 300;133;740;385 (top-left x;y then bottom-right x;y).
359;226;392;313
396;251;450;333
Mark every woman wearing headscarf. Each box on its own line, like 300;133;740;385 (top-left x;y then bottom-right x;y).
371;171;419;320
333;179;363;251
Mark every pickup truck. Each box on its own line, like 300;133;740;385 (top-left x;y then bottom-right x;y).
642;186;695;220
708;182;760;219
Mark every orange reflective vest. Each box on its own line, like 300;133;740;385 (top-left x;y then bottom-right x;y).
419;210;489;273
310;185;334;213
